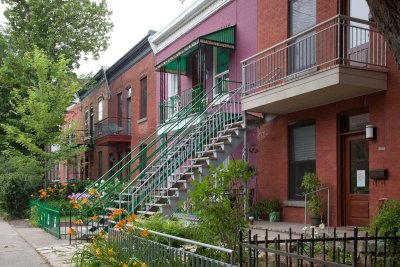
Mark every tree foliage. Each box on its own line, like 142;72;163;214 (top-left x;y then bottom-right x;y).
189;160;256;250
1;49;85;163
2;0;113;68
366;0;400;65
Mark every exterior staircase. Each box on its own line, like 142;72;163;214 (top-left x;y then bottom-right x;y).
116;87;244;217
77;83;244;230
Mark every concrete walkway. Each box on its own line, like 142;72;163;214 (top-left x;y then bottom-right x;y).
249;220;362;241
0;219;80;267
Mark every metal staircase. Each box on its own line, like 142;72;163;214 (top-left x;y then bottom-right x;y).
77;82;244;232
116;86;244;216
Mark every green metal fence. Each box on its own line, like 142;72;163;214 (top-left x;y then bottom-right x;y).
30;199;61;238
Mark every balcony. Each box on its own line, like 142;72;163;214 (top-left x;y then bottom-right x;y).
158;80;241;135
241;15;388;115
94;117;131;146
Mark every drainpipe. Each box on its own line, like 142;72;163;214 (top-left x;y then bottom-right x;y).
241;63;249;219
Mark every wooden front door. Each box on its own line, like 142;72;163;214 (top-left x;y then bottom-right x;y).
344;134;370;226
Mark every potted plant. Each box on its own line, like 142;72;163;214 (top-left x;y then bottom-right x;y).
268;198;281;222
301;172;323;226
254;199;270;220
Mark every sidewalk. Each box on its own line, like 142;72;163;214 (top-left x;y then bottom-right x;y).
249;220;362;241
0;219;81;267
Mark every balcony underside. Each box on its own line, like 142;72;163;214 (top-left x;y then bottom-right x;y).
95;135;131;146
242;65;387;115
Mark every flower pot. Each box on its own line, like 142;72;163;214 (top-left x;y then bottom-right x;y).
310;214;321;226
269;211;280;222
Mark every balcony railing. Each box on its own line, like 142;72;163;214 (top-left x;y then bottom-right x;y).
159;80;239;123
241;15;387;95
94;117;131;139
159;84;202;124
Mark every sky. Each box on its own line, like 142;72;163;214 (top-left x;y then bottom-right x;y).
0;0;196;75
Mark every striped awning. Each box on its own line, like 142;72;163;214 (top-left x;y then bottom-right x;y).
155;26;235;73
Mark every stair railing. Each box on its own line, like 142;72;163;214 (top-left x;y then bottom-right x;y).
77;83;203;198
91;80;239;209
125;85;243;214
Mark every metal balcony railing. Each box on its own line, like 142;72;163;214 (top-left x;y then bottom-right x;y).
241;15;387;95
159;80;238;124
94;117;131;139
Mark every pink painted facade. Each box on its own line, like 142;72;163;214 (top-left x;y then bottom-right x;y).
152;0;259;203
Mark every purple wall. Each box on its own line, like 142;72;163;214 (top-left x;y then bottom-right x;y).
155;0;257;101
155;0;259;194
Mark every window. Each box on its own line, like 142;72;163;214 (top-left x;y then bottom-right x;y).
126;87;131;135
98;151;103;177
117;93;123;127
213;47;230;94
98;99;103;121
288;0;316;74
167;74;179;118
140;77;147;119
84;109;89;139
288;122;316;199
90;107;94;140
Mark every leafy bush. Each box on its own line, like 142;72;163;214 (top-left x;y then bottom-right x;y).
189;160;256;250
370;199;400;235
72;231;148;267
0;173;42;218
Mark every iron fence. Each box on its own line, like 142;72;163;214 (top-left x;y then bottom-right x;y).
239;227;399;267
108;228;235;267
30;200;109;243
30;199;61;238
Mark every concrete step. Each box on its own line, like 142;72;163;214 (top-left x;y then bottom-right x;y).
136;210;157;216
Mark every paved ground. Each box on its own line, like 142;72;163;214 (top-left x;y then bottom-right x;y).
0;219;80;267
250;220;362;241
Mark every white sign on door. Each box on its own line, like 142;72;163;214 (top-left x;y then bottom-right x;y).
357;170;366;187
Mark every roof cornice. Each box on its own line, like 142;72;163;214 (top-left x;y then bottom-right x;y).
106;31;156;82
149;0;231;55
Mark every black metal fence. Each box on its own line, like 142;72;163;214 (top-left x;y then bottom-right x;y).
239;227;399;267
64;208;110;244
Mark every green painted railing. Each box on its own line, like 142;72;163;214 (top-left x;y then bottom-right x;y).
30;199;61;238
122;81;242;213
79;85;206;200
86;81;233;211
159;84;203;124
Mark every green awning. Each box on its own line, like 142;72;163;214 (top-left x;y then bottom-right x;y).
156;26;236;73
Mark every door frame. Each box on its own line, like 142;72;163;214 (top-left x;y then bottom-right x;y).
338;109;369;226
343;133;370;226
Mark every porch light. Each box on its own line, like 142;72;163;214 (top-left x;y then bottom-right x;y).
366;125;376;140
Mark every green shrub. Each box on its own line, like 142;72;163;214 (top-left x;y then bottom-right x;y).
370;199;400;235
29;205;40;227
0;173;42;218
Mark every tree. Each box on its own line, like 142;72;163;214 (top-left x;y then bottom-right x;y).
189;160;256;251
1;49;86;171
366;0;400;65
1;0;113;69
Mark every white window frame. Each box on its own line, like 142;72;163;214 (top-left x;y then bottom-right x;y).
167;73;179;118
98;99;103;121
213;47;230;96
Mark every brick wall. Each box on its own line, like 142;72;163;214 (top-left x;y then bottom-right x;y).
108;52;157;175
255;0;400;226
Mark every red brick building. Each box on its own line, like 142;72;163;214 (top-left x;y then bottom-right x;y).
242;0;399;226
60;32;157;181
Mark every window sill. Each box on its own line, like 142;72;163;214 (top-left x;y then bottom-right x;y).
283;200;305;208
137;117;147;124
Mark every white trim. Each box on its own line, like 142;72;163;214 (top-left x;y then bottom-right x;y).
149;0;232;55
